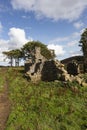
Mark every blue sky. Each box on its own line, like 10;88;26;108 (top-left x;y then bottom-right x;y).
0;0;87;65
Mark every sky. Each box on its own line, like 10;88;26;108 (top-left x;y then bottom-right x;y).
0;0;87;65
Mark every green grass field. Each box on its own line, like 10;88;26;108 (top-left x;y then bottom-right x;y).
0;67;87;130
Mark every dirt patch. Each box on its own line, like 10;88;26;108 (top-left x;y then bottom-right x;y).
0;71;11;130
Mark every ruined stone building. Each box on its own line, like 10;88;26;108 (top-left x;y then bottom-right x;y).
25;47;71;82
61;56;85;74
24;45;87;83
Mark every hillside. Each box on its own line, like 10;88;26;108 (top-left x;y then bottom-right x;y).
61;56;84;64
0;67;87;130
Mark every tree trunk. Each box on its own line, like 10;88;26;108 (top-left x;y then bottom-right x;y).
15;58;19;67
10;57;13;67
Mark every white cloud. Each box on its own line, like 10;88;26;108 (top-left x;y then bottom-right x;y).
69;50;82;57
0;40;9;62
67;40;78;47
73;21;84;29
50;28;85;46
22;15;31;19
72;28;85;39
48;28;85;60
0;27;29;62
11;0;87;21
47;44;65;57
8;27;28;49
49;37;69;44
72;32;81;38
0;40;8;50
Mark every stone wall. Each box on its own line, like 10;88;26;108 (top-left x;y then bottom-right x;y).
25;47;72;82
24;48;87;85
67;62;79;76
25;59;71;82
61;56;85;74
41;60;58;81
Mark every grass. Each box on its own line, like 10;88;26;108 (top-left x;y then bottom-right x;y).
0;68;6;92
0;67;86;130
0;76;4;92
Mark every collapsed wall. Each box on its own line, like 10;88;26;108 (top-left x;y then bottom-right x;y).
25;47;71;82
41;60;71;82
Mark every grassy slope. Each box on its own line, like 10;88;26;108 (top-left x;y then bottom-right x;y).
0;67;87;130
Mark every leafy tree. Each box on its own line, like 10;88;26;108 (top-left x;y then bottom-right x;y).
79;28;87;72
11;49;23;66
22;41;55;61
79;28;87;56
3;41;55;66
3;50;14;66
3;49;23;66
